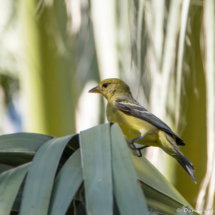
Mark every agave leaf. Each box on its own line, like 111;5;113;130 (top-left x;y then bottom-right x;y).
110;123;149;215
80;123;112;215
0;163;30;215
0;133;53;152
11;183;24;212
0;152;35;167
0;125;200;215
66;133;80;152
140;182;191;214
131;154;193;208
130;138;200;214
19;134;76;215
0;163;13;174
48;149;83;215
0;133;53;166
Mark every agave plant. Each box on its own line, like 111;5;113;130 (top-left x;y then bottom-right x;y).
0;123;199;215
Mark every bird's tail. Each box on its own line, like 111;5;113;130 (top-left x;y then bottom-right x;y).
159;131;197;184
176;154;197;184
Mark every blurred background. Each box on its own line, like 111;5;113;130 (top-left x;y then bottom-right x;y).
0;0;214;212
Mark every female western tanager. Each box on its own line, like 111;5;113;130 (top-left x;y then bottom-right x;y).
89;78;196;183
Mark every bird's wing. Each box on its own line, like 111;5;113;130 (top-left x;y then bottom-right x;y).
115;97;185;146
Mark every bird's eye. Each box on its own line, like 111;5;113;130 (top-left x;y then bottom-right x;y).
102;83;108;88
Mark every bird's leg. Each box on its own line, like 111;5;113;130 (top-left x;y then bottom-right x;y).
136;145;150;157
129;130;148;157
129;136;143;150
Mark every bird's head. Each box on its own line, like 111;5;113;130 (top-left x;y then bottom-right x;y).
88;78;131;100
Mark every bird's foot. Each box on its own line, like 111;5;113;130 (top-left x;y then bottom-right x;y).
136;145;150;157
129;136;143;150
129;142;137;151
129;136;149;157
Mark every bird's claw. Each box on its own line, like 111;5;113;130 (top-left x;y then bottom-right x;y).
129;144;149;157
136;149;143;157
129;141;137;150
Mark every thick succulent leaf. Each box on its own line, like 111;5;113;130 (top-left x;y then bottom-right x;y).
61;134;80;163
0;163;30;215
0;125;200;215
20;134;76;215
110;123;149;215
66;134;80;152
0;133;53;166
48;149;83;215
0;133;53;152
140;182;185;214
131;148;200;214
80;123;112;215
0;163;13;174
11;184;23;212
128;136;199;214
0;152;35;167
131;154;194;207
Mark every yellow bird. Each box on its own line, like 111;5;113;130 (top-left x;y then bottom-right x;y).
89;78;196;183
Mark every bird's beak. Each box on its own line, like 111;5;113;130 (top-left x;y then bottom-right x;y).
88;86;100;93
